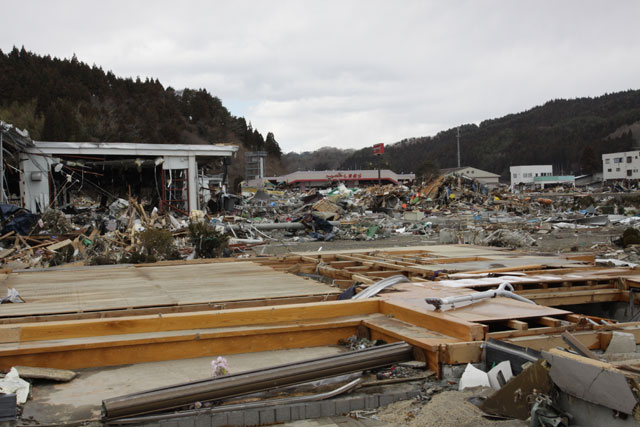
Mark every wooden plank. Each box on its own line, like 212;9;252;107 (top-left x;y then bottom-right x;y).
0;248;15;259
441;342;483;364
463;264;545;274
363;315;460;352
506;319;528;330
538;317;562;327
0;261;340;318
506;330;602;351
0;299;380;343
45;239;73;252
524;289;623;306
0;295;340;324
379;300;486;342
0;323;359;370
561;331;599;359
487;325;587;340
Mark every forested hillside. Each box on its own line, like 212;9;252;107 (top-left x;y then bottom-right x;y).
338;91;640;179
0;47;283;180
282;147;356;173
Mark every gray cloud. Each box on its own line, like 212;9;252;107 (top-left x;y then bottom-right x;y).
2;0;640;152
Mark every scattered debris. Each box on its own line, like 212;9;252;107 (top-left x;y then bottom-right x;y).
13;366;76;383
0;368;30;404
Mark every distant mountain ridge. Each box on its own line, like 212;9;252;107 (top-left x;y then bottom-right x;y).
286;90;640;180
0;46;285;183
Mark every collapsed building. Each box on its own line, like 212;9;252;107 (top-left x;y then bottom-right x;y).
2;123;640;426
19;141;238;214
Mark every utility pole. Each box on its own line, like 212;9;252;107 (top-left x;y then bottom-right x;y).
0;130;4;204
456;127;461;168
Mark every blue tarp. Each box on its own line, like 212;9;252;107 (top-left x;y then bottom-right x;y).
0;204;37;235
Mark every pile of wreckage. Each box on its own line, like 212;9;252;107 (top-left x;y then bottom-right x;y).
3;173;640;270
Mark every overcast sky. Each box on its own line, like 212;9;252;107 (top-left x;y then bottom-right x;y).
2;1;640;153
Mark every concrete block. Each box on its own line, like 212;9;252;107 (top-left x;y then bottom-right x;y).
442;363;470;380
407;389;420;399
364;395;379;409
226;411;244;426
320;400;336;417
439;229;458;244
348;396;366;411
259;408;275;425
160;421;179;427
335;398;351;415
305;401;322;419
194;415;211;427
177;418;196;427
604;331;636;355
244;409;259;426
289;403;306;421
275;406;291;423
379;394;395;407
210;413;228;427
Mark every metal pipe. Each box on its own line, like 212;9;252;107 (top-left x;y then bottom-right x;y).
224;221;341;231
352;275;410;299
103;342;413;420
425;282;536;310
109;377;364;425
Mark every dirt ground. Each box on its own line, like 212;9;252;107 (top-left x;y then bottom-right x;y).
376;390;527;427
252;225;625;257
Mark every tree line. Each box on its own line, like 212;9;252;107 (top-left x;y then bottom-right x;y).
0;46;282;157
337;90;640;180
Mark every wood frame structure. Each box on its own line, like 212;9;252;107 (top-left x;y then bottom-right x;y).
1;245;639;378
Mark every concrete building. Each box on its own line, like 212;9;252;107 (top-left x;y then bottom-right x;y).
602;150;640;181
532;175;575;189
20;141;238;214
575;173;603;187
254;169;415;188
510;165;553;186
440;167;500;187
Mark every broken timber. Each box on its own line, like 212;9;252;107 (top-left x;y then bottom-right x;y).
0;245;639;377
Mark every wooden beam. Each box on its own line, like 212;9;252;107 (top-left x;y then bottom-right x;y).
379;300;486;342
525;289;623;306
537;317;562;327
506;319;528;330
0;299;380;344
441;342;483;364
0;322;360;370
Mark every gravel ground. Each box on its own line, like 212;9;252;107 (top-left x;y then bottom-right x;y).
251;225;624;257
376;390;527;427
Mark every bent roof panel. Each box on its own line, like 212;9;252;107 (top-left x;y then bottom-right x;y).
29;141;238;157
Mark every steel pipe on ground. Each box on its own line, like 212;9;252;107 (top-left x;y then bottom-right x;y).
224;221;341;231
103;342;413;420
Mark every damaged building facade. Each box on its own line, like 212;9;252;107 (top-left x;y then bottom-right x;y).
254;169;415;188
19;141;238;214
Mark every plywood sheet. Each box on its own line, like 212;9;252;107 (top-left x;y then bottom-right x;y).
379;282;569;322
0;262;338;317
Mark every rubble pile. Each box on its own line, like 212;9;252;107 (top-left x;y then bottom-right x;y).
5;173;640;269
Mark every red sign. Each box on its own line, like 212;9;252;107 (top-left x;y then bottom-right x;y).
373;143;385;155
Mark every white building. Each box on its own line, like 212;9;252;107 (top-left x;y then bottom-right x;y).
20;141;238;214
510;165;553;186
253;169;415;188
441;166;500;188
602;150;640;180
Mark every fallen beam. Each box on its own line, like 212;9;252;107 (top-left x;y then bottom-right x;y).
102;342;414;420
